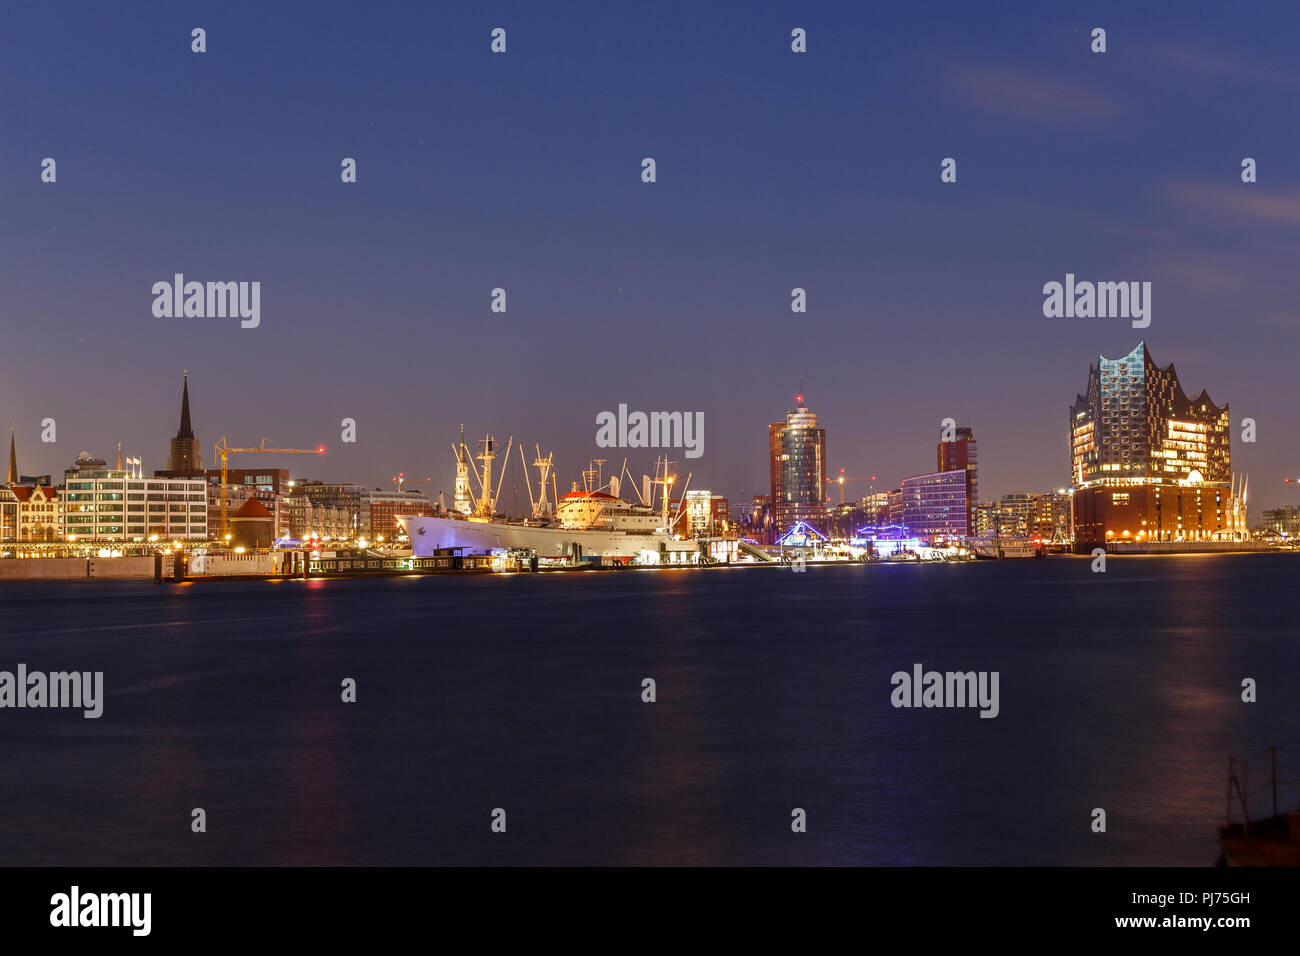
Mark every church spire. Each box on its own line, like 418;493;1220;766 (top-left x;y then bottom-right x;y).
6;426;16;484
178;371;194;440
167;372;202;472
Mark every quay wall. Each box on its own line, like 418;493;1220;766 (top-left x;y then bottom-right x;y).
0;556;161;579
1078;541;1277;555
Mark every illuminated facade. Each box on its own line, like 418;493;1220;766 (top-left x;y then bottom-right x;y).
897;469;972;541
937;425;978;530
201;468;290;535
362;488;435;541
3;429;61;542
1028;491;1073;543
63;455;207;542
289;481;364;537
669;490;729;537
280;495;352;541
1261;506;1300;537
1068;342;1233;548
0;487;16;542
768;394;827;533
993;493;1038;537
11;485;61;541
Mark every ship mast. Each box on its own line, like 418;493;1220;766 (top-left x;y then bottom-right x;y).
533;445;553;518
476;435;497;516
582;459;606;495
651;456;677;532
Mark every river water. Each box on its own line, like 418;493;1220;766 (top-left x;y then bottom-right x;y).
1;553;1296;865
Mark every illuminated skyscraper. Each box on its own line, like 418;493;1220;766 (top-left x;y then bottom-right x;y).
1069;342;1233;548
897;468;972;541
769;393;827;533
937;424;977;532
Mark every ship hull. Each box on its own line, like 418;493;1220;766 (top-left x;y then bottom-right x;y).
397;514;699;562
1217;815;1300;866
1217;835;1300;866
975;547;1040;559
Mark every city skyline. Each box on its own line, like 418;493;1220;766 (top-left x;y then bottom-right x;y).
1;333;1268;517
4;3;1299;511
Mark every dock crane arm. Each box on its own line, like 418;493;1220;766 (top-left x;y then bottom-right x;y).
213;437;325;540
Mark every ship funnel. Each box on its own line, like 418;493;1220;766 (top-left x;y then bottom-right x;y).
642;475;651;505
609;475;620;499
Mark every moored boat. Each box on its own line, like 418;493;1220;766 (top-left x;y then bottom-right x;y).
398;433;701;564
970;535;1042;559
1216;748;1300;866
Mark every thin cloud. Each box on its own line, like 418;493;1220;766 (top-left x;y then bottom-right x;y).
1259;310;1300;330
1159;179;1300;226
1148;251;1252;295
948;64;1120;126
1148;40;1300;90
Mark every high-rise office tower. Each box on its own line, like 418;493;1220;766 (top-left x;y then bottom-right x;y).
769;392;827;532
937;424;978;531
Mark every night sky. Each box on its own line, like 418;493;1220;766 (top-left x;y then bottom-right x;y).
4;1;1298;513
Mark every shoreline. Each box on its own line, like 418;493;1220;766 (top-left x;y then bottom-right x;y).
0;546;1292;585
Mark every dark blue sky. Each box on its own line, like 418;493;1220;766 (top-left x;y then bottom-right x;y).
4;1;1298;512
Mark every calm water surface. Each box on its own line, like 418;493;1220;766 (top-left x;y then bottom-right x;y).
1;553;1297;865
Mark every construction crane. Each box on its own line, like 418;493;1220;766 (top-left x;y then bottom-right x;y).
827;469;878;505
213;437;325;539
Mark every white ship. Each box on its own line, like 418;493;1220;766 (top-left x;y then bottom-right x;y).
971;535;1042;559
397;432;702;565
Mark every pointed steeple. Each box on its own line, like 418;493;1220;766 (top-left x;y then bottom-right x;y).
178;371;194;440
6;426;16;484
167;371;202;472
